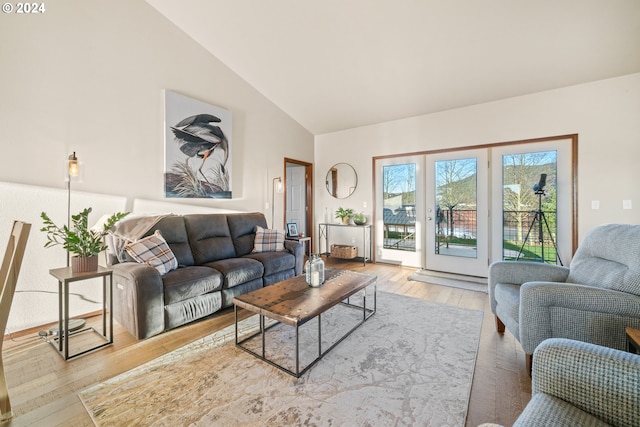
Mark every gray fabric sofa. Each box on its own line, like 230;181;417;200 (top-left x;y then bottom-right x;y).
488;223;640;370
108;212;304;339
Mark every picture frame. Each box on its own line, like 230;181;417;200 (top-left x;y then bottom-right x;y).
286;222;299;238
164;90;233;199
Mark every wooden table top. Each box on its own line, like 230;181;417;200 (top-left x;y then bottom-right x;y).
627;327;640;347
233;268;376;326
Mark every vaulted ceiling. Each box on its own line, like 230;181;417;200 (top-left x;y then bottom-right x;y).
148;0;640;135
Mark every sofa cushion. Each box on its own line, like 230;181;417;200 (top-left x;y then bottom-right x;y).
567;224;640;296
494;282;521;341
252;226;286;253
163;266;224;305
125;230;178;275
184;214;236;264
205;258;264;289
147;215;195;267
227;212;269;256
244;251;295;276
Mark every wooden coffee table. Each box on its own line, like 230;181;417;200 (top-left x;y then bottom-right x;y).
233;268;376;377
626;327;640;354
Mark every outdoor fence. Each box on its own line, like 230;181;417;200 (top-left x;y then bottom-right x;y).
383;208;559;264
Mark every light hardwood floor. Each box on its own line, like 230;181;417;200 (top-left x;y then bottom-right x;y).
2;259;531;426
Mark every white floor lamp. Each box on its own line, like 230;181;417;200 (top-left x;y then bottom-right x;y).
53;152;86;334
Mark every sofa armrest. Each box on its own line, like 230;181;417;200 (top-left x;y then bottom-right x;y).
519;282;640;353
488;261;569;312
111;262;165;340
284;239;304;276
532;338;640;427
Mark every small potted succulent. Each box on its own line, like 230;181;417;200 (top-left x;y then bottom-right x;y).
335;207;354;225
352;212;367;225
41;207;129;273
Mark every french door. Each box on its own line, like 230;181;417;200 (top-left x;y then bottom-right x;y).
374;136;574;277
375;155;424;267
425;149;489;276
490;139;573;266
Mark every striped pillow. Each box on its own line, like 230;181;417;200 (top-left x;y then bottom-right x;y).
125;230;178;275
252;226;286;253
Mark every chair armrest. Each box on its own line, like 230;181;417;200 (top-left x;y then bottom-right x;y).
520;282;640;352
532;338;640;427
111;262;165;339
488;261;569;311
489;261;569;286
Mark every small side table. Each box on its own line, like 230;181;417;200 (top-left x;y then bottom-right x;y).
287;236;311;256
49;266;113;360
626;327;640;354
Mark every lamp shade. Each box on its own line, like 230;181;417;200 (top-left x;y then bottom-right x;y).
65;152;84;182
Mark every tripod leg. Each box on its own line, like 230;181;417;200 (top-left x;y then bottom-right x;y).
516;216;538;261
540;213;563;266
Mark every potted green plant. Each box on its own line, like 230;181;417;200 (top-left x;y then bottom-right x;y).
352;212;367;225
335;207;354;225
41;207;129;273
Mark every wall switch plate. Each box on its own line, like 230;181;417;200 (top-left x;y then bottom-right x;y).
623;200;632;209
591;200;600;210
363;201;367;208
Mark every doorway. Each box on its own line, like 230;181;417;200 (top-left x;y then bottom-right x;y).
284;158;313;241
374;135;576;277
425;149;489;276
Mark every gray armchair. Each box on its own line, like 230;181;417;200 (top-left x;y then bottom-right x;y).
489;223;640;370
513;338;640;427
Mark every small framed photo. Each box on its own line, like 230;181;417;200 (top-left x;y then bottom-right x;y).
286;222;299;237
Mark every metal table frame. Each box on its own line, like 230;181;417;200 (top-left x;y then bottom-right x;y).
235;281;376;378
49;266;113;360
318;223;372;266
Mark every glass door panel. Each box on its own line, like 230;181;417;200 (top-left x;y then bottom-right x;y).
491;139;573;266
375;155;424;267
501;150;560;264
426;150;488;276
434;157;478;259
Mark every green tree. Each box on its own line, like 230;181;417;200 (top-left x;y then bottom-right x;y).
436;158;476;236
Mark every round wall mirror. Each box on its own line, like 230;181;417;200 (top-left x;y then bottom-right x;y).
326;163;357;199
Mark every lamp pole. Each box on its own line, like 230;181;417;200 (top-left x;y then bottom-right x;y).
271;176;282;228
66;152;79;267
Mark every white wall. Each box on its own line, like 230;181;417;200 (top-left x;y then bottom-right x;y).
0;0;313;332
315;73;640;256
0;0;313;214
0;182;127;333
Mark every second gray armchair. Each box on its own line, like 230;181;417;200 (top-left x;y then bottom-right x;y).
488;223;640;371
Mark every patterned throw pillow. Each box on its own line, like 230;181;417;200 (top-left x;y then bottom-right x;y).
125;230;178;275
252;226;286;253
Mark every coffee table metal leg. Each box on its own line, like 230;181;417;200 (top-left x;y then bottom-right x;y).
295;323;300;376
318;313;322;358
234;305;238;344
235;282;377;378
261;315;265;358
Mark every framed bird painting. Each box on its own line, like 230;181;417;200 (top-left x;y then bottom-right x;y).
164;90;232;198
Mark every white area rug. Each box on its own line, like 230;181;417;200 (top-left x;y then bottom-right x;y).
408;270;488;293
79;291;483;426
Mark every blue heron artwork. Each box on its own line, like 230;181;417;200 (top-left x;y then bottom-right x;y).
164;90;232;198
